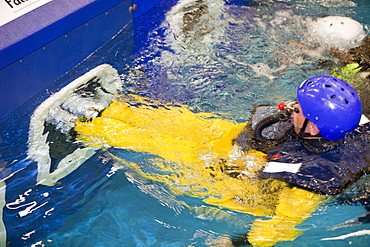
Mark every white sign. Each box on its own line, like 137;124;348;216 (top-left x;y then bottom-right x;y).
263;161;302;174
0;0;52;27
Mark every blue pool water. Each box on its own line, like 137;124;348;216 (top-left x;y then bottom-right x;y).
1;0;370;246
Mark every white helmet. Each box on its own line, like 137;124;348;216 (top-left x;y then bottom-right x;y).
307;16;366;50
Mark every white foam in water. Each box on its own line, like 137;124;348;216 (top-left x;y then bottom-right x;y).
61;90;116;119
45;106;77;134
164;0;226;55
322;230;370;241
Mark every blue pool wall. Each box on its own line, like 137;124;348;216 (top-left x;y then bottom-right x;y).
0;0;162;119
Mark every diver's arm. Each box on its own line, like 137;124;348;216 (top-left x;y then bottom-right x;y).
260;157;352;195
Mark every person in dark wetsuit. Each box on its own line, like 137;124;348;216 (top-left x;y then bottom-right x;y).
236;75;370;195
263;75;370;195
231;75;370;246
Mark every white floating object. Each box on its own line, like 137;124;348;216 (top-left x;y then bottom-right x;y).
307;16;366;50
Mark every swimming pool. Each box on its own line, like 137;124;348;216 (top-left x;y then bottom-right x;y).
1;0;370;246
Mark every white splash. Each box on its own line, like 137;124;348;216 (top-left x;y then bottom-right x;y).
322;230;370;241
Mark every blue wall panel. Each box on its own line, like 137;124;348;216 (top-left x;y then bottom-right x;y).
0;0;131;70
2;3;134;118
0;0;163;119
0;0;133;118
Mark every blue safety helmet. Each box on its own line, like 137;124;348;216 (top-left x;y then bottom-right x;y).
297;75;362;141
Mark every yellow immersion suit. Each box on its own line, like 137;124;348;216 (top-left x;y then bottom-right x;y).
74;94;325;246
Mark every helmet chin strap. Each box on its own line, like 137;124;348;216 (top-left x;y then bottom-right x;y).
299;118;309;136
299;118;321;138
298;118;343;153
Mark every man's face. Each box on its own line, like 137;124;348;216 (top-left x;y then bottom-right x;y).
292;104;305;134
292;104;320;136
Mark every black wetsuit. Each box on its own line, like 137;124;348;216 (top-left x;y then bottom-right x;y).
234;103;370;195
258;120;370;195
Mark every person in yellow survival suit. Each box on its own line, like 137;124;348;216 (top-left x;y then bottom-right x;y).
74;75;369;246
